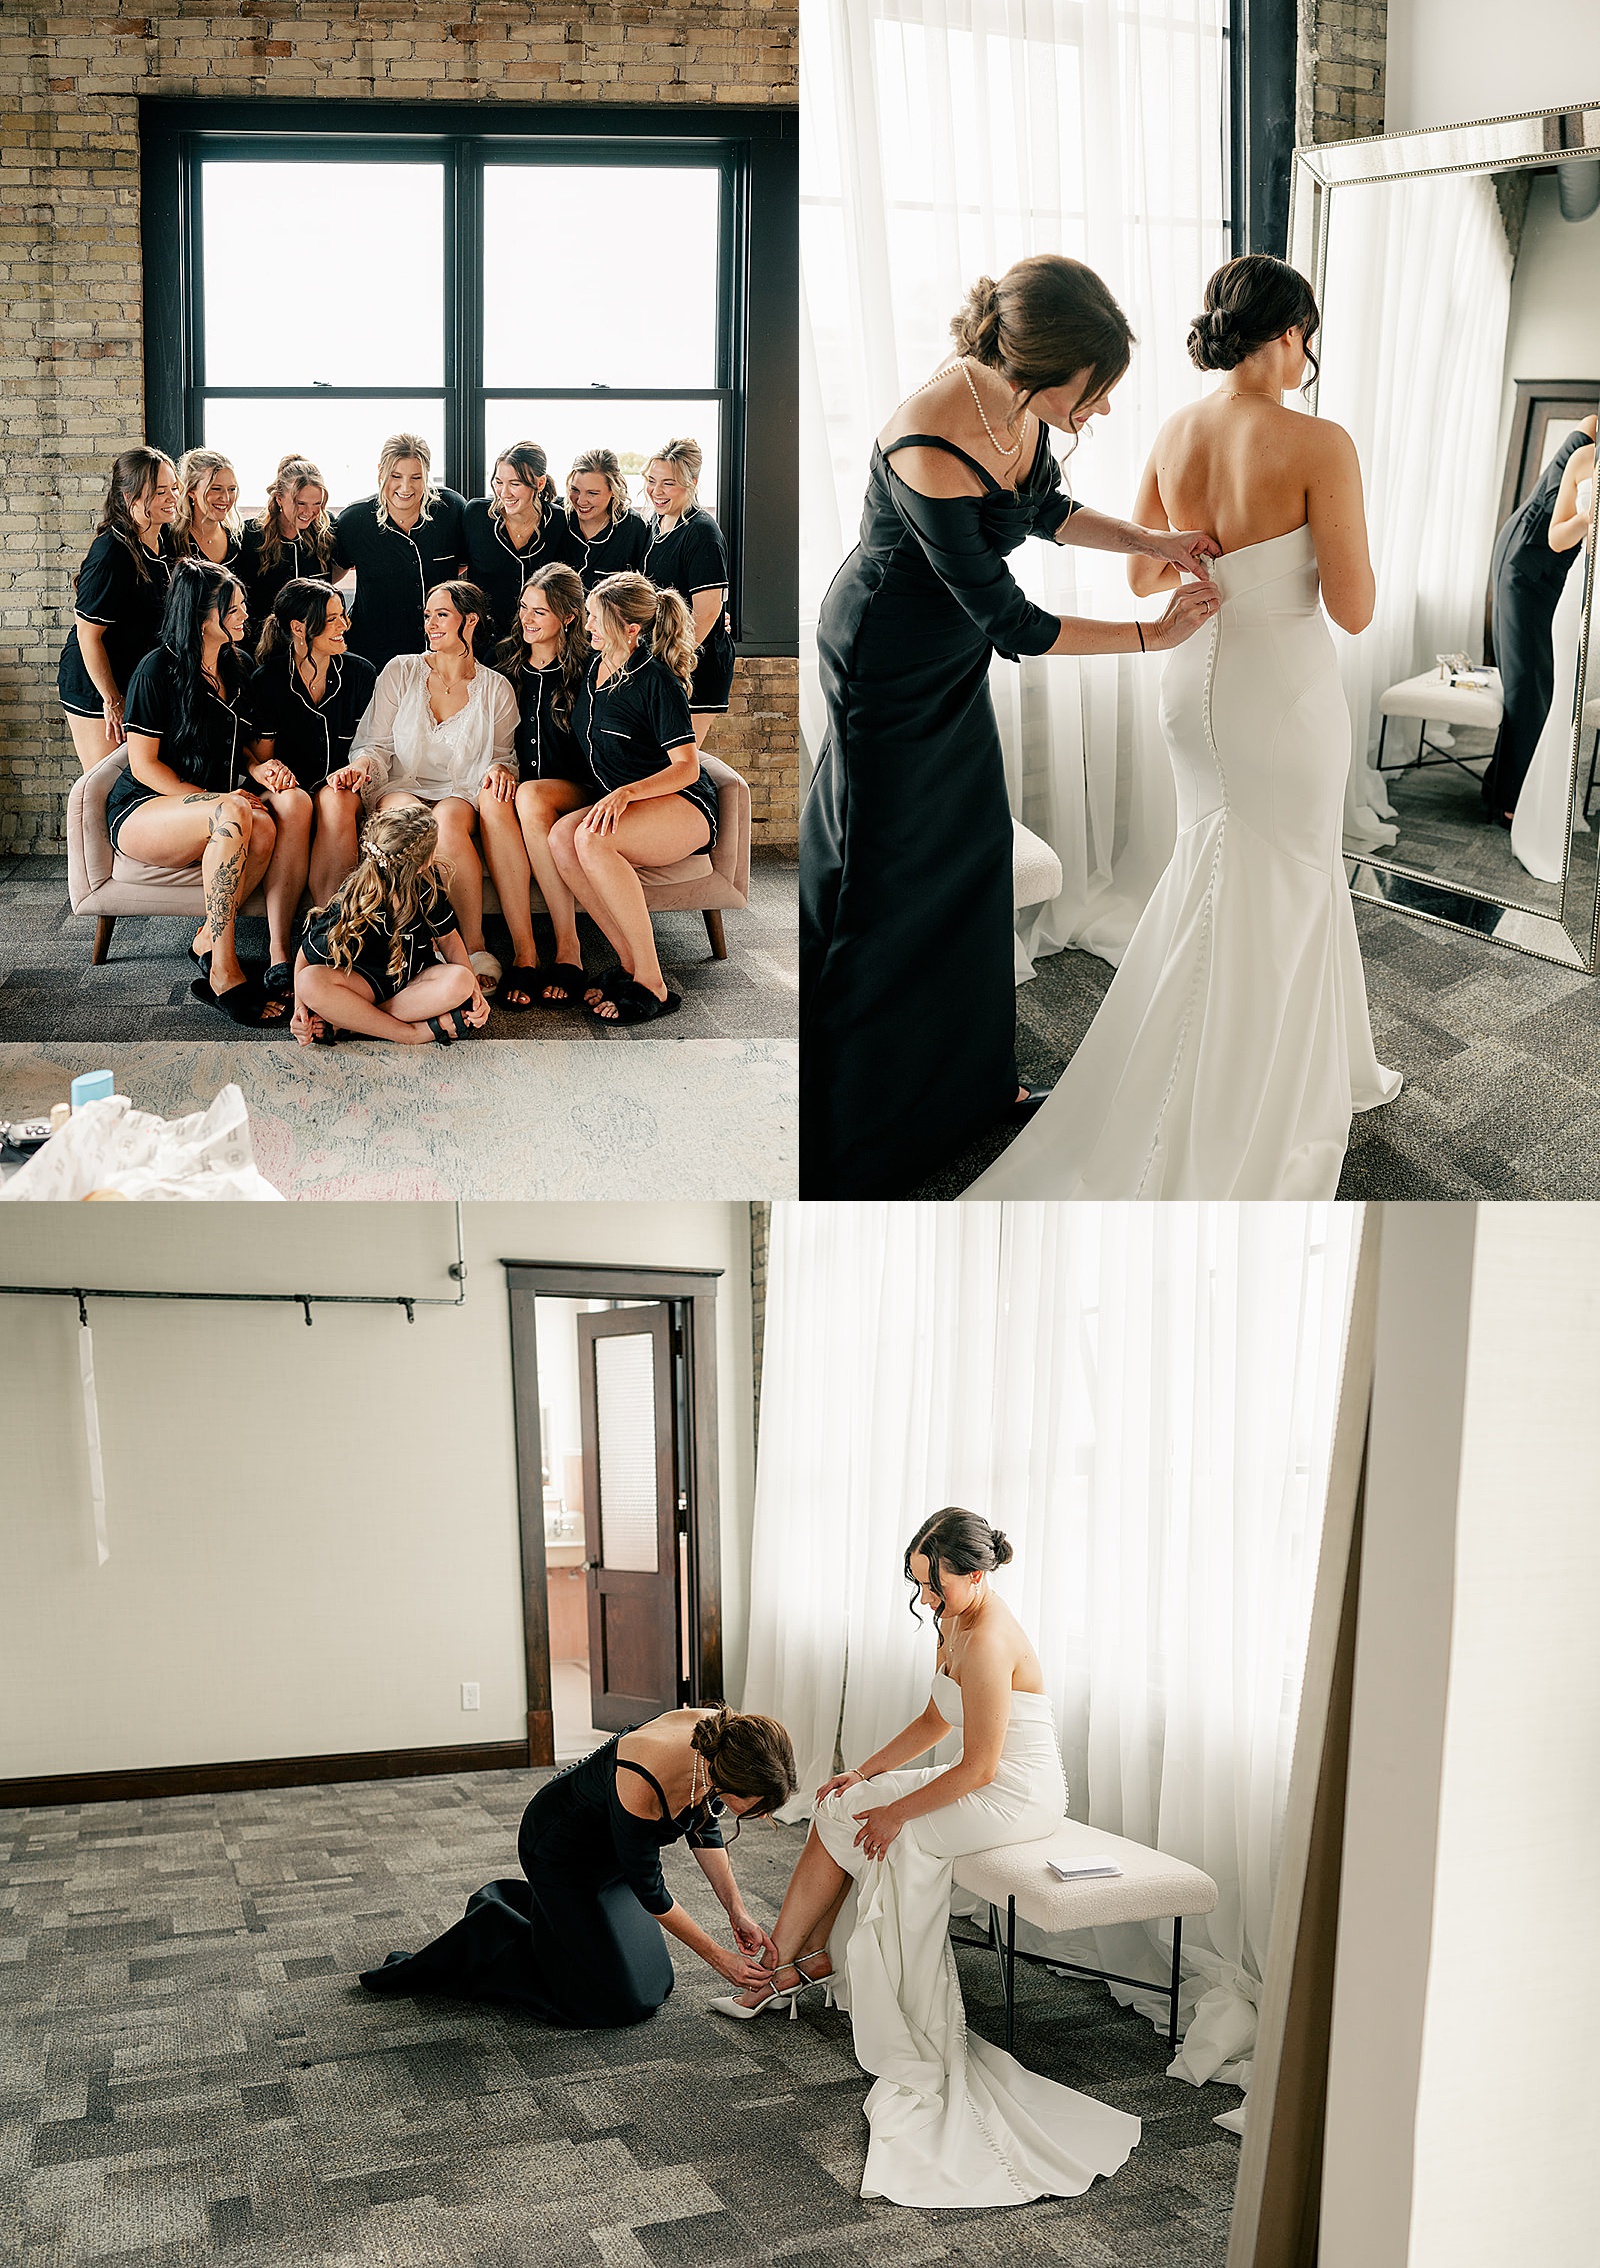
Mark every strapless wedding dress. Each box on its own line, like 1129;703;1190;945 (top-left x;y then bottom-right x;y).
1512;478;1593;885
811;1671;1140;2209
966;525;1401;1198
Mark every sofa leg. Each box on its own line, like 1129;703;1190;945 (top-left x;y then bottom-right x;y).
92;915;115;966
703;908;728;959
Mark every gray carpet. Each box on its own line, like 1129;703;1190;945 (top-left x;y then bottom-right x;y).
0;1769;1240;2267
917;899;1600;1199
1369;722;1562;912
0;854;797;1047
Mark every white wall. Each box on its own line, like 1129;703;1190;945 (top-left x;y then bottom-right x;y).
1406;1206;1600;2268
0;1203;755;1780
1320;1202;1600;2268
1498;170;1600;469
1386;3;1600;135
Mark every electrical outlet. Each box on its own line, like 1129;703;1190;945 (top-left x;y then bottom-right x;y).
461;1682;480;1711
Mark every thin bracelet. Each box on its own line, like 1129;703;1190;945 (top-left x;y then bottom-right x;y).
1135;622;1146;653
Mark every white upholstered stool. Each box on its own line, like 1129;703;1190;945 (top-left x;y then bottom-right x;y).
951;1819;1219;2056
1376;667;1502;781
1012;818;1064;983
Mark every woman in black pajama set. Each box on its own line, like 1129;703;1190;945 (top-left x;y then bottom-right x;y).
239;456;338;648
463;441;567;641
105;559;295;1027
57;445;180;774
548;573;718;1023
799;257;1221;1198
1481;417;1598;822
334;431;468;674
359;1707;795;2027
248;578;377;907
556;447;650;589
642;440;736;742
493;562;599;1007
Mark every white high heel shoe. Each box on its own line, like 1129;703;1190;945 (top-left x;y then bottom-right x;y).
709;1952;836;2022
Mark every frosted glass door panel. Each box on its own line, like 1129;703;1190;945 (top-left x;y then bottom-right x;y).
594;1331;660;1573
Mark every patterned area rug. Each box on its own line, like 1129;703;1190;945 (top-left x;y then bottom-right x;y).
0;1037;797;1200
915;898;1600;1200
0;1769;1239;2267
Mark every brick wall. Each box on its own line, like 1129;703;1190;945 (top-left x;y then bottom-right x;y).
0;4;798;856
1298;0;1387;146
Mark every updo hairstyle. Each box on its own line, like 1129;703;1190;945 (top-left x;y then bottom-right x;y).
1187;254;1321;386
903;1506;1013;1624
690;1705;798;1830
949;255;1134;433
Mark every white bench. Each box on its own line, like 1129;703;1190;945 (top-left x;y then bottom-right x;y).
951;1818;1219;2056
1376;667;1503;781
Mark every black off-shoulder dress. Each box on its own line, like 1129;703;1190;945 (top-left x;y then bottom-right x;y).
358;1733;724;2027
800;425;1079;1197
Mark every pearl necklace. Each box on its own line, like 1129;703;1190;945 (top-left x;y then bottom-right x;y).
905;355;1024;464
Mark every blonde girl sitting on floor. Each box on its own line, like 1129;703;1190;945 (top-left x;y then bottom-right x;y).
291;802;490;1046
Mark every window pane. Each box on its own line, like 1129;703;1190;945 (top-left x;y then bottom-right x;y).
486;400;721;517
202;162;444;387
593;1333;660;1574
483;166;720;388
202;398;446;517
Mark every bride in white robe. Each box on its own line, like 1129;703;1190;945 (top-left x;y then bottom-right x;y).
966;255;1400;1201
710;1510;1140;2210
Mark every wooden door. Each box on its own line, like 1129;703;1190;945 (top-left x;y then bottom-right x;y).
577;1306;681;1730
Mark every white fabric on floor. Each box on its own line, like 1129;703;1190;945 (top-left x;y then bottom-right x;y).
1312;170;1512;853
813;1670;1140;2206
801;0;1230;971
742;1202;1362;2086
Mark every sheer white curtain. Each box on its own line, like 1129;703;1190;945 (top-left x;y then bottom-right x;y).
742;1199;1363;2087
801;0;1230;969
1312;172;1513;850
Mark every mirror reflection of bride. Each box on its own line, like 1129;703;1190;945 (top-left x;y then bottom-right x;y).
968;256;1401;1201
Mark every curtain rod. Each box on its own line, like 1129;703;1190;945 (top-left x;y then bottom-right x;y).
0;1201;467;1326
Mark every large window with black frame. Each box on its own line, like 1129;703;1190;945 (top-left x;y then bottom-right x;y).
141;104;798;651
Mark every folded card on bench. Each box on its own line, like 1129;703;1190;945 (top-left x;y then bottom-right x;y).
1046;1859;1123;1881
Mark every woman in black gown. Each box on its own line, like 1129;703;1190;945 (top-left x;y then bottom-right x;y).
800;256;1223;1198
359;1706;795;2027
1480;415;1598;823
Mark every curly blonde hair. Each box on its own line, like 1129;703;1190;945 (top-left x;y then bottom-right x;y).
315;803;450;986
590;571;695;696
566;447;632;529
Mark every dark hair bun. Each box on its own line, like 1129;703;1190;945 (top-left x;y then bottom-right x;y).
690;1704;731;1765
988;1526;1014;1568
1187;307;1247;372
950;273;1004;363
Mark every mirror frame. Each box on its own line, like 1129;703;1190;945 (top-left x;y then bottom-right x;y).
1289;102;1600;971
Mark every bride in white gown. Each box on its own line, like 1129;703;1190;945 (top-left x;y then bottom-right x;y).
710;1509;1140;2209
1512;454;1596;885
967;255;1400;1200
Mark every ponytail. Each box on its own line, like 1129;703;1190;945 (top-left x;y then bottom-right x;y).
651;588;696;696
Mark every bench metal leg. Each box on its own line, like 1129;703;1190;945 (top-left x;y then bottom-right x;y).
1168;1917;1183;2055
